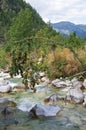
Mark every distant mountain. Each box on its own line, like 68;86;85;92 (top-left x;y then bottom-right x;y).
51;21;86;38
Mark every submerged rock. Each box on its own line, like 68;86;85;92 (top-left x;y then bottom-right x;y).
0;98;16;107
66;88;84;103
30;104;61;117
1;107;12;117
0;106;27;128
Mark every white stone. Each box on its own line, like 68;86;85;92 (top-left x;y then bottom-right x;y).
71;79;82;89
0;84;11;93
66;88;84;103
83;79;86;89
52;79;71;88
0;78;9;85
38;72;45;77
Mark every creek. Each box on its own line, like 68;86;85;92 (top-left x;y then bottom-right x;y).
0;75;86;130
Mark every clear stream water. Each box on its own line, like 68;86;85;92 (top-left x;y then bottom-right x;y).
0;77;86;130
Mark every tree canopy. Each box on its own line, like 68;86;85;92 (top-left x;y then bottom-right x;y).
7;8;46;42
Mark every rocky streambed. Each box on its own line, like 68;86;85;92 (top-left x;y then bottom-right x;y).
0;70;86;130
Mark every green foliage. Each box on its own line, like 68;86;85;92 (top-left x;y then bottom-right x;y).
65;32;82;49
79;57;86;71
8;38;40;87
36;26;59;39
0;45;8;68
7;8;45;42
0;0;27;44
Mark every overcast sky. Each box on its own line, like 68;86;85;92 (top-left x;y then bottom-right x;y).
25;0;86;24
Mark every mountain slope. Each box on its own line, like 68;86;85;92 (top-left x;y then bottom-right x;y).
7;7;46;42
0;0;27;44
0;0;45;44
51;21;86;38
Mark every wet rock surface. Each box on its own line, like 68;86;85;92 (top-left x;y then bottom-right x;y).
30;104;61;117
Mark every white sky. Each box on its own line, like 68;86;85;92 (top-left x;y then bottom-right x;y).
25;0;86;24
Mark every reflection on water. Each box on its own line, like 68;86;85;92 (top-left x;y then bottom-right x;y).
0;78;86;130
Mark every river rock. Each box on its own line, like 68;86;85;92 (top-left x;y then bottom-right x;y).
0;78;9;85
7;81;26;91
44;94;65;104
71;78;82;89
66;88;84;103
52;79;72;88
0;84;11;93
0;78;11;92
30;104;61;117
12;84;26;91
83;79;86;89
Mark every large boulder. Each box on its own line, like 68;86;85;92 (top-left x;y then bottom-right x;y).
66;88;84;103
30;104;61;117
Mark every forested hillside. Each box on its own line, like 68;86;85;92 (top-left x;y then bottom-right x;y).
0;0;26;43
0;0;45;44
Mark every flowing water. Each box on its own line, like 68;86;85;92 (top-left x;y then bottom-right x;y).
0;77;86;130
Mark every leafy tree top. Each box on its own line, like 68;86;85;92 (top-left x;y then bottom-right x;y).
7;7;46;42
